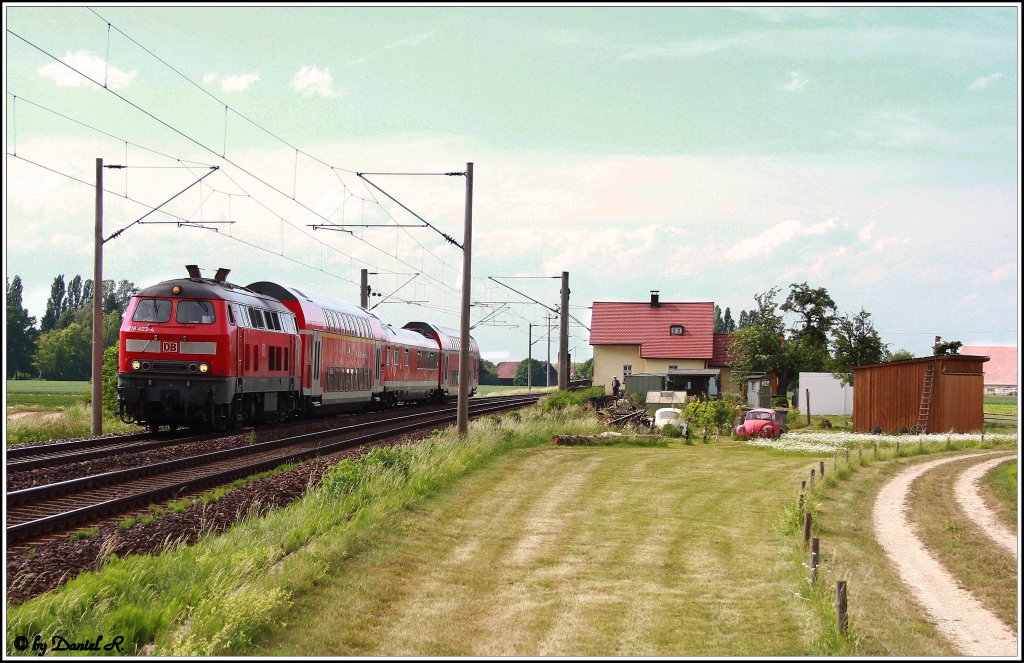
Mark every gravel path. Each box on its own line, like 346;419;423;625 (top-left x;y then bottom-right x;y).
954;456;1018;559
873;452;1018;657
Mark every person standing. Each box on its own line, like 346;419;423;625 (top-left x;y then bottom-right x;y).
611;376;621;398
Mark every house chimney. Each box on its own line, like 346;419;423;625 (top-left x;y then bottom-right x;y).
214;267;231;283
650;290;660;308
186;264;202;279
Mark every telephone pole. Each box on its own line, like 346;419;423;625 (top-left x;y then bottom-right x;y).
558;271;569;390
92;158;104;435
456;162;473;436
360;268;369;308
528;323;533;392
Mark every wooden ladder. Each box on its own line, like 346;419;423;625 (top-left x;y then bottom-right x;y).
915;363;935;433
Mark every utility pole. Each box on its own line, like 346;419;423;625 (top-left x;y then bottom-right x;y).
558;271;569;390
546;314;553;388
528;323;532;392
92;158;104;436
360;268;369;309
457;162;473;436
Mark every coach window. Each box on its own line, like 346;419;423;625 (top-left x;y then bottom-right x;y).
405;349;410;366
176;300;216;324
132;298;171;323
271;311;282;331
227;305;236;325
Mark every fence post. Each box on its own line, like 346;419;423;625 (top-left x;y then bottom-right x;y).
845;448;850;464
798;492;804;514
810;537;820;583
806;388;811;426
819;461;825;480
803;512;812;547
896;440;900;455
810;468;815;488
836;580;848;635
873;442;877;458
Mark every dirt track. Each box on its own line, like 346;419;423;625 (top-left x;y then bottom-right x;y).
873;452;1018;657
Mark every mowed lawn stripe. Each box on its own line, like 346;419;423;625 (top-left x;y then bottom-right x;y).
260;443;818;656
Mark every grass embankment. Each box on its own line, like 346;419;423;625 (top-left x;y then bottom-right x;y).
981;459;1017;531
907;456;1017;628
475;385;558;397
6;380;141;445
256;444;818;656
6;399;607;656
781;436;1017;655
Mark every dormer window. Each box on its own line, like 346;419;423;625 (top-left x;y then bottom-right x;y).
669;325;684;336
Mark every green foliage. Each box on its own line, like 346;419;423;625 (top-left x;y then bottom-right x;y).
478;359;501;386
33;323;93;381
682;399;733;442
885;348;915;362
103;345;120;417
6;275;39;378
541;386;605;411
933;339;963;356
514;358;551;387
771;396;790;408
573;357;594;380
828;309;887;386
69;526;100;541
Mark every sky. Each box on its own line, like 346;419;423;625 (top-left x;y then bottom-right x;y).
3;4;1020;366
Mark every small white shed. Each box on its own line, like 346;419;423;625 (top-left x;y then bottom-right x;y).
799;372;854;416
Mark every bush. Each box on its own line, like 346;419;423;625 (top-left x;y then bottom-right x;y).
541;386;605;411
771;395;790;408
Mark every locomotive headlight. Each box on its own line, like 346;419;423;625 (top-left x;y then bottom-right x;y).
171;285;182;295
199;362;209;374
131;360;141;371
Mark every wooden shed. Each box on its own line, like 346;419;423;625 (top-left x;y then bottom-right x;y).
853;355;989;434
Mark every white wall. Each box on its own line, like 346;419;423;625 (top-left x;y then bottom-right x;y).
799;372;854;416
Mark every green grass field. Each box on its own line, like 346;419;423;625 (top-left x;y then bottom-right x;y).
475;385;558;396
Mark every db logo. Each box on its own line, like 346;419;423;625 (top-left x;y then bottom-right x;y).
161;341;179;353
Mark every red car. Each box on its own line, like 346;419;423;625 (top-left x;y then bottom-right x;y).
735;408;785;439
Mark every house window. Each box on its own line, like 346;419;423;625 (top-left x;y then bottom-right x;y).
670;325;684;336
623;364;632;377
668;365;678;370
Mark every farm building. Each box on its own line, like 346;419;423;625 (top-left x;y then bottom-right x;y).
799;372;854;416
493;360;557;387
494;361;519;386
960;345;1017;395
589;291;736;399
852;355;989;434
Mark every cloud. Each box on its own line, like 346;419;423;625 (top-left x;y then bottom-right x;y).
866;236;910;254
853;111;953;149
220;72;260;92
858;222;876;242
38;51;136;89
290;65;343;98
780;71;809;91
990;264;1015;282
723;218;839;263
969;72;1003;90
202;73;218;85
384;31;435;50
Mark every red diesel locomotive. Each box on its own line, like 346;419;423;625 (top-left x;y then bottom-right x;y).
117;267;480;431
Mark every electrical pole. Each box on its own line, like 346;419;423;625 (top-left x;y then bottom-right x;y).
457;162;473;436
360;268;369;309
92;158;104;436
528;323;532;392
546;314;552;388
559;271;569;390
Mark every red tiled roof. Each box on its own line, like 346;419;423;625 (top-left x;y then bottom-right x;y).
495;361;519;380
710;333;736;367
589;301;714;359
961;346;1018;386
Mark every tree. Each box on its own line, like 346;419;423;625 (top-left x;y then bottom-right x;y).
575;357;593;380
479;359;501;386
885;348;915;362
723;307;735;333
728;288;790;395
828;309;888;385
781;281;837;350
6;275;39;378
39;274;66;332
933;339;963;356
513;359;549;386
713;305;725;333
33;322;92;380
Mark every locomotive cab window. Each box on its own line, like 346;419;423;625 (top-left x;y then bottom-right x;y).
176;300;216;324
132;299;172;323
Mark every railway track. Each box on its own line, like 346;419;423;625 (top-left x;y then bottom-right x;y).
6;394;540;544
6;431;208;472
